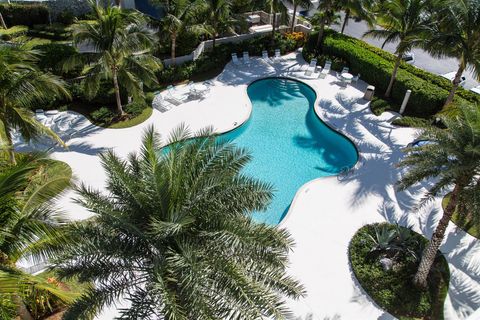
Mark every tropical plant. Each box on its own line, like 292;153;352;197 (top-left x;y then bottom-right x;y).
364;0;432;97
204;0;237;48
0;153;74;319
54;126;305;319
337;0;374;34
422;0;480;107
158;0;208;63
310;0;340;48
66;2;162;116
0;45;69;164
397;105;480;288
285;0;311;32
265;0;288;39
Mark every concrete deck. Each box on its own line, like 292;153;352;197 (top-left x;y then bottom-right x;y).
14;51;480;319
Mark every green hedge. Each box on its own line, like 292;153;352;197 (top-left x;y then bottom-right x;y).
0;3;49;27
349;223;450;319
304;30;472;118
0;25;28;40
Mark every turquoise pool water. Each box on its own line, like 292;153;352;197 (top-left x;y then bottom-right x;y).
222;78;358;225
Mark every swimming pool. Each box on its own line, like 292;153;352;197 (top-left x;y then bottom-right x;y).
222;78;358;225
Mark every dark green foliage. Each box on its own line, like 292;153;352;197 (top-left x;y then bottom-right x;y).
349;223;450;319
0;3;49;27
392;116;432;127
27;24;72;41
32;43;78;76
303;30;475;118
90;107;115;125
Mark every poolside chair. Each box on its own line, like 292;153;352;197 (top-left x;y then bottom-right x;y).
152;94;172;112
341;67;349;74
352;73;360;84
319;60;331;79
262;50;269;61
231;53;240;65
274;49;281;61
243;51;250;64
165;85;185;105
305;59;317;76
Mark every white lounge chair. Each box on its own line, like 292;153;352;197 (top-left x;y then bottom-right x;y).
352;73;360;84
341;67;349;74
305;59;317;76
231;53;240;65
274;49;281;61
319;60;332;79
152;94;172;112
243;51;250;64
262;50;269;61
165;85;185;105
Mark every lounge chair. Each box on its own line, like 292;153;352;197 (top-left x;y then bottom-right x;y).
165;85;185;105
319;60;331;79
231;53;240;65
341;67;349;74
152;94;172;112
274;49;281;61
305;59;317;76
243;51;250;64
352;73;360;84
262;50;269;61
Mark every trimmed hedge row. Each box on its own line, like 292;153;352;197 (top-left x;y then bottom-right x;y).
305;30;470;118
0;3;49;27
0;25;28;40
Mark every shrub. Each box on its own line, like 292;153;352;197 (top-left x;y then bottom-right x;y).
304;30;473;118
32;43;78;75
0;25;28;40
349;223;450;319
28;23;72;41
90;107;114;124
0;3;49;27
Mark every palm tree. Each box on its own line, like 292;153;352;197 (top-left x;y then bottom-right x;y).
364;0;431;98
422;0;480;107
310;0;340;49
160;0;207;64
0;46;69;164
0;153;74;319
66;3;162;116
265;0;288;39
286;0;311;32
204;0;236;49
338;0;374;34
55;126;305;319
397;105;480;288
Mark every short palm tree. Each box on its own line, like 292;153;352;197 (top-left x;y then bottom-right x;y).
364;0;431;98
0;46;69;164
311;0;340;48
55;126;305;319
66;3;162;116
397;105;480;288
159;0;207;64
204;0;236;48
338;0;374;34
286;0;311;32
422;0;480;107
0;153;74;319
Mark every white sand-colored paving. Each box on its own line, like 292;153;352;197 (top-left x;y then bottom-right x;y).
14;51;480;319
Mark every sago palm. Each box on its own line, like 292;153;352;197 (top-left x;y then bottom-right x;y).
55;126;305;320
66;3;162;116
364;0;431;97
422;0;480;107
0;153;74;319
0;46;69;164
397;105;480;288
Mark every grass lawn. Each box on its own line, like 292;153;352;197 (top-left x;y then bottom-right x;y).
443;194;479;239
349;223;450;319
109;106;153;129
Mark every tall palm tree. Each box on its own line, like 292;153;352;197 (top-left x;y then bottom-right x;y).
311;0;340;49
397;105;480;288
286;0;311;32
159;0;207;64
422;0;480;107
204;0;236;49
338;0;374;34
66;3;162;116
0;153;74;319
0;46;69;164
364;0;432;98
55;126;305;320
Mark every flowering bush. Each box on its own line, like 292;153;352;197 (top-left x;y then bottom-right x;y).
284;32;306;46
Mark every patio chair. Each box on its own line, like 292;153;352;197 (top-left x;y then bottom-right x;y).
243;51;250;64
319;60;331;79
352;73;360;84
262;50;269;61
152;94;172;112
165;85;185;105
341;67;349;74
305;59;317;76
274;49;281;61
231;53;240;65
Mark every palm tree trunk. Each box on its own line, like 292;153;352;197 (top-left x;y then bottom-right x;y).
413;184;462;288
271;11;277;39
341;9;350;34
0;12;7;29
111;68;124;116
443;64;465;107
5;126;16;165
385;54;402;98
171;33;176;65
13;295;34;320
291;3;297;32
316;20;326;49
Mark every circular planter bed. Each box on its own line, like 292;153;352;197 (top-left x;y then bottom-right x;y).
349;223;450;319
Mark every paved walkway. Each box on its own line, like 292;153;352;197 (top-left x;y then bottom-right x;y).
14;51;480;319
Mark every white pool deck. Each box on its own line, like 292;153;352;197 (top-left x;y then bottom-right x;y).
14;51;480;319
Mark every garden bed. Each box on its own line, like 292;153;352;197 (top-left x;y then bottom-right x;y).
349;223;450;319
